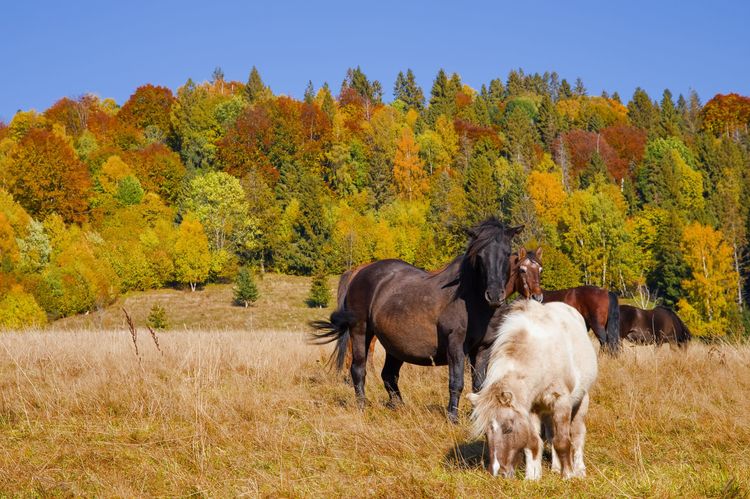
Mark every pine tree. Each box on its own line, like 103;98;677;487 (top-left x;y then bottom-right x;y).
658;89;681;138
627;87;659;134
393;69;424;111
233;266;259;307
319;82;336;121
537;94;560;150
303;80;315;104
559;79;573;99
573;77;587;97
245;66;268;103
426;69;452;124
307;270;331;308
147;303;169;330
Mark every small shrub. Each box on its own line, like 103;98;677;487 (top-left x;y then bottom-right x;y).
306;272;330;308
233;267;259;307
146;303;169;331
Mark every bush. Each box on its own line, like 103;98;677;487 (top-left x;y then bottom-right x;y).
146;303;169;331
306;272;330;308
233;267;259;307
0;285;47;330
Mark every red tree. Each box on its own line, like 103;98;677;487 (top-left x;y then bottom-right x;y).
118;84;175;135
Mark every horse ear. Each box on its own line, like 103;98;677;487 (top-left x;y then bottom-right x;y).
506;225;524;238
518;247;527;259
493;387;513;407
535;246;543;259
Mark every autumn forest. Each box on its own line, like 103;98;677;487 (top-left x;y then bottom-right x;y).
1;66;749;339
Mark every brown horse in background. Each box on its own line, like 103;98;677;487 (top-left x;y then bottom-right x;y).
311;218;523;422
521;248;621;355
619;305;691;347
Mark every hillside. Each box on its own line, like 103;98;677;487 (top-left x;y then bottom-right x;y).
52;273;337;332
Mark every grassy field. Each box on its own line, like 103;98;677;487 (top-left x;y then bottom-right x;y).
1;276;749;496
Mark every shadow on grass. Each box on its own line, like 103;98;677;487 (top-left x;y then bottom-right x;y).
443;439;487;470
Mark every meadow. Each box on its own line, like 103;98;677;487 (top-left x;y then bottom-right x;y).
0;275;748;497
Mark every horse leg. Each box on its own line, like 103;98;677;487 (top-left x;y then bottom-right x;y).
570;393;589;477
349;323;369;409
551;398;574;479
524;412;543;480
470;346;490;392
381;353;404;409
592;322;609;354
446;338;465;423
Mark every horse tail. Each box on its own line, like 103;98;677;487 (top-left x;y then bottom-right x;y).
310;309;357;371
605;291;621;355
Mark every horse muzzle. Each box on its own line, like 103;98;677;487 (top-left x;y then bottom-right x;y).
532;293;543;303
485;290;506;308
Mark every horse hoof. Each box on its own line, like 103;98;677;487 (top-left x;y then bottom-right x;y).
446;412;459;424
385;399;404;410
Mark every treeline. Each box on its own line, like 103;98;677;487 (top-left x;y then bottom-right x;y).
1;66;750;337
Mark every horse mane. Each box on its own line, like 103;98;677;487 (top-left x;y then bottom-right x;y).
469;300;537;438
465;217;510;262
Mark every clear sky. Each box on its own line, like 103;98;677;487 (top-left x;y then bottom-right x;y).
1;0;748;122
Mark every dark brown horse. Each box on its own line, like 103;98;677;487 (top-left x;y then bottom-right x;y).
311;218;523;422
522;249;621;354
619;305;691;347
338;246;545;370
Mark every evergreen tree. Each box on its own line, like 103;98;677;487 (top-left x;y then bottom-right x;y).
658;89;681;138
318;82;336;121
393;69;424;111
559;79;573;99
648;211;689;307
303;80;315;104
627;87;659;134
245;66;269;103
307;270;331;307
573;77;587;97
537;94;560;150
611;91;622;104
426;69;454;124
579;150;609;189
233;266;259;307
146;303;169;330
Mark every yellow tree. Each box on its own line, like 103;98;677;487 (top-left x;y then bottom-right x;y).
677;222;738;337
393;127;428;201
173;215;211;292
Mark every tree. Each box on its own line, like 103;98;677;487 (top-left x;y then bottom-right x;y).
118;84;175;138
245;66;271;103
573;77;587;97
627;87;659;134
4;129;91;223
146;303;169;330
307;270;331;308
233;266;259;307
393;127;427;200
0;285;47;330
170;79;223;170
173;215;211;291
678;222;739;337
700;93;750;138
393;69;424;111
658;89;682;138
183;171;256;253
303;80;315;104
503;103;539;169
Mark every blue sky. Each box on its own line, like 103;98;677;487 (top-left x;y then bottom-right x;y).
1;0;748;121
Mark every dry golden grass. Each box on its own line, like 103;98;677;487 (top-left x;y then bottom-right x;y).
0;325;748;497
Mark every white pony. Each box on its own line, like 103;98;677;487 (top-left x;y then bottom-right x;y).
467;300;598;480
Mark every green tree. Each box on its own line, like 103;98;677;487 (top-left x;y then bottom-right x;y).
307;270;331;308
245;66;271;103
146;303;169;330
393;69;425;111
183;171;257;253
170;79;223;170
233;266;259;307
627;87;659;134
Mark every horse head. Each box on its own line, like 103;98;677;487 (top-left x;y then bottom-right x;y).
516;247;543;303
465;219;524;308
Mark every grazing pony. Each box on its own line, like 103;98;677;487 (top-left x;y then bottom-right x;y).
619;305;691;347
467;300;598;480
311;218;523;422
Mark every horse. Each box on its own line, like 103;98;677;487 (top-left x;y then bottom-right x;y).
337;246;545;371
467;300;598;480
311;218;523;422
619;305;691;347
508;248;620;354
